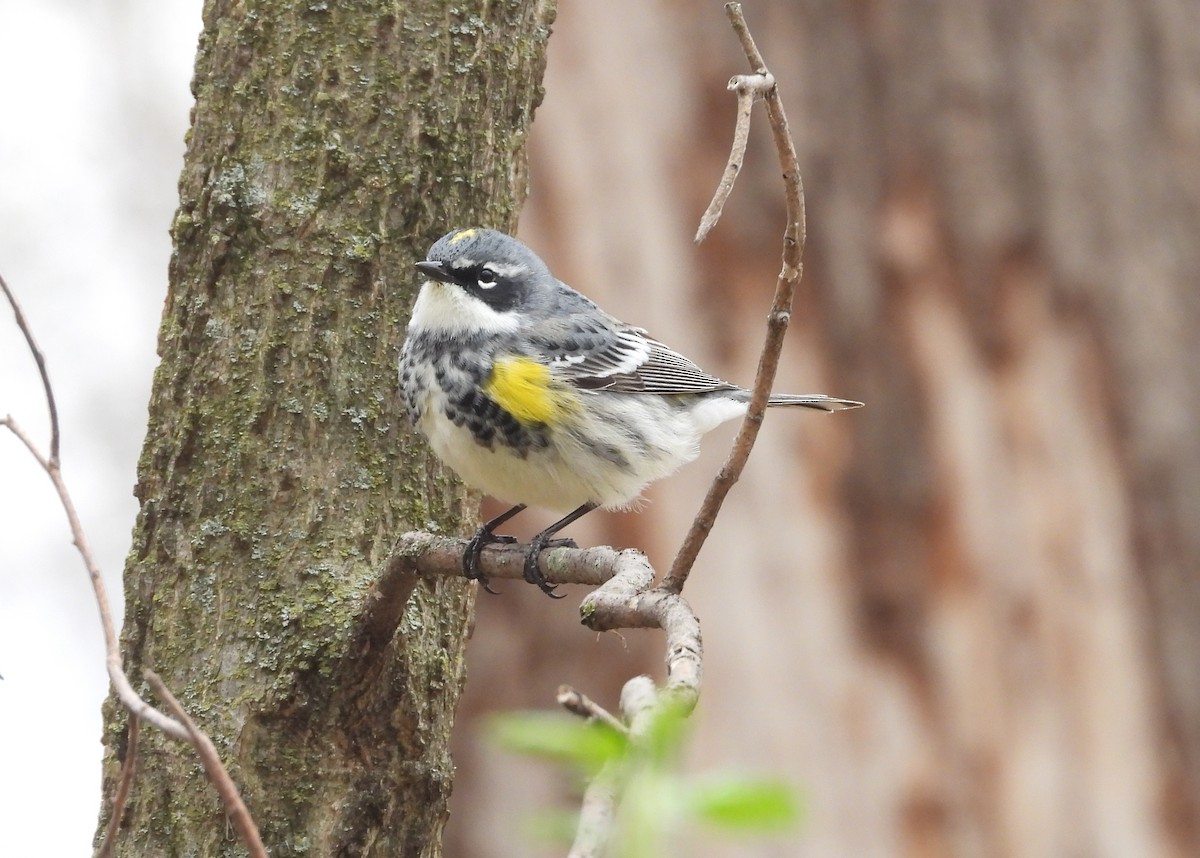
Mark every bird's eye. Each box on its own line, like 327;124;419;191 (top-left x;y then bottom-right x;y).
477;268;498;289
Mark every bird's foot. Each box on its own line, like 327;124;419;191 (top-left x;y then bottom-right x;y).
523;534;578;598
462;526;518;595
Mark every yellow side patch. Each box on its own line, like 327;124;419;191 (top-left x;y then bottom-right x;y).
485;356;572;425
448;228;477;245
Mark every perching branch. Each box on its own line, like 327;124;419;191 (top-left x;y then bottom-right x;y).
388;531;626;588
382;533;702;856
384;534;702;710
663;1;806;595
1;276;264;854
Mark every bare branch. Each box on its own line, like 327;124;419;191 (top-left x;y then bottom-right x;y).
557;685;628;735
360;533;629;670
386;530;704;857
383;534;701;709
619;675;661;728
145;672;268;858
568;758;620;858
695;73;775;243
2;279;267;849
96;717;139;858
581;581;702;711
1;414;50;470
664;1;806;595
725;1;770;73
1;412;189;739
0;274;60;464
2;413;190;739
380;535;699;857
567;677;660;858
384;532;631;589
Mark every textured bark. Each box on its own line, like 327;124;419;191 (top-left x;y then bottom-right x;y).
95;1;554;855
450;1;1200;857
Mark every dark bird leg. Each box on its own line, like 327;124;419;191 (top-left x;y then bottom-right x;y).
464;504;528;594
524;503;597;598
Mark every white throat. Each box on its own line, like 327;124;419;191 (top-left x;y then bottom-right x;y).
408;282;521;335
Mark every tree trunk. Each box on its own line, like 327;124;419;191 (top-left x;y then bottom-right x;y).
451;1;1200;856
96;1;554;854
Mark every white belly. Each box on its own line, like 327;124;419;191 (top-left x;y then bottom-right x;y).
415;387;747;513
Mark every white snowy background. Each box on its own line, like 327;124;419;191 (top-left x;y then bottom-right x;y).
0;2;201;853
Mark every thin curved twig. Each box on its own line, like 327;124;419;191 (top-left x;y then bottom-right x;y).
662;1;805;595
1;416;186;740
2;281;186;738
2;278;266;853
1;274;59;464
146;672;268;858
695;73;775;243
95;717;139;858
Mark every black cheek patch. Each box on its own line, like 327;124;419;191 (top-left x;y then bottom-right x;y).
474;281;519;312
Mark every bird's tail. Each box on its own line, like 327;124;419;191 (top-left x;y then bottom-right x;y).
766;393;864;412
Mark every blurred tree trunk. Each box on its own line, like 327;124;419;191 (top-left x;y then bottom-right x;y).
451;1;1200;857
95;1;554;855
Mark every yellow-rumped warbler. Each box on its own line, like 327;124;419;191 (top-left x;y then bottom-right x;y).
399;228;862;595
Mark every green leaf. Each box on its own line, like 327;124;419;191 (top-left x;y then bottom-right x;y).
685;775;803;833
518;808;579;846
487;711;628;774
639;696;693;762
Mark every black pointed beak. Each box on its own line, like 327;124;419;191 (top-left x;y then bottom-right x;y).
415;260;455;284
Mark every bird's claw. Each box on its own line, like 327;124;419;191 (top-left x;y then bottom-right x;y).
523;536;576;598
463;527;518;595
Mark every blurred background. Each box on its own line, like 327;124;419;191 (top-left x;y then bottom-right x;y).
3;1;1198;856
0;2;199;853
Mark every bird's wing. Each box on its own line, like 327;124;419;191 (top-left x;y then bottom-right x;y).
535;320;738;396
